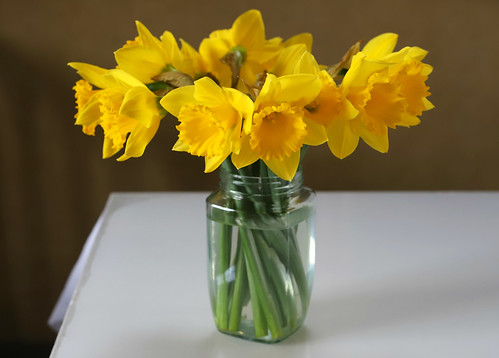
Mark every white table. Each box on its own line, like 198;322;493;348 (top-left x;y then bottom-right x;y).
49;192;499;358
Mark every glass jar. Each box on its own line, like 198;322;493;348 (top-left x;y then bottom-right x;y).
206;162;316;343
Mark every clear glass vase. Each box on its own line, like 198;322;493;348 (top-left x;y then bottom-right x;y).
206;161;315;343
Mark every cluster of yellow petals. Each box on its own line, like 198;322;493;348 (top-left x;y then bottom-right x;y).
160;77;253;172
329;33;434;158
231;73;322;180
70;20;203;161
114;21;203;82
199;10;283;89
69;62;163;160
69;9;433;181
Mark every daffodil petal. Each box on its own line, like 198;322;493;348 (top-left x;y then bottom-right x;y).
362;33;398;59
199;37;232;86
272;74;322;107
421;63;433;77
117;120;160;161
231;134;259;169
381;47;411;63
161;31;183;68
243;112;253;135
103;137;121;159
254;73;276;109
225;88;254;122
340;97;360;121
423;97;434;110
75;94;101;126
180;38;204;76
199;35;230;61
341;53;388;89
180;38;199;60
272;44;308;76
358;122;389;153
114;46;166;84
405;46;428;61
120;86;160;128
135;21;167;58
264;150;300;181
172;139;189;152
205;153;230;173
69;62;111;89
230;124;242;155
303;117;327;146
398;113;421;127
293;51;320;75
284;32;313;52
326;119;359;159
160;85;196;117
193;77;226;106
104;69;145;90
253;36;283;64
232;9;265;49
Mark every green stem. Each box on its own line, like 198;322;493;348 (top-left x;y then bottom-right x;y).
228;238;248;332
253;232;298;330
240;164;310;318
264;229;310;315
241;228;285;339
245;255;267;337
215;224;231;330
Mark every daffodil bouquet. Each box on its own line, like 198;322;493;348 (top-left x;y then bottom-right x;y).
70;9;433;342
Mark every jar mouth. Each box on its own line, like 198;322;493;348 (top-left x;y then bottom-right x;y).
220;170;304;197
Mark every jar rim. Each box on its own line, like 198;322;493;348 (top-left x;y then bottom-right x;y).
220;168;304;197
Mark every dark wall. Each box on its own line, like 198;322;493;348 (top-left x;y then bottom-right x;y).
1;0;498;349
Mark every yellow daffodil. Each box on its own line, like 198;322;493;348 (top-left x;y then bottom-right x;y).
160;77;254;172
114;21;203;84
249;46;334;147
329;33;434;158
69;62;164;160
199;9;283;89
199;10;313;91
287;51;359;147
233;73;322;180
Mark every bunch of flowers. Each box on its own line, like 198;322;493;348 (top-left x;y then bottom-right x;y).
70;9;434;342
70;9;433;181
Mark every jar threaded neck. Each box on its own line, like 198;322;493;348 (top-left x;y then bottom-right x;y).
220;166;304;198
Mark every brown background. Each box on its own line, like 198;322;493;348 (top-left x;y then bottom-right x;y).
1;0;498;353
